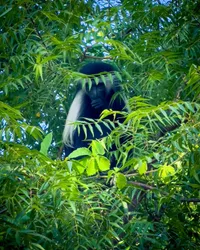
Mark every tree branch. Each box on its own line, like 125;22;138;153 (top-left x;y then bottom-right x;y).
180;198;200;203
128;181;156;190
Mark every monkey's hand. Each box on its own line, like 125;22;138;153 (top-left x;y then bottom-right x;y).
91;98;108;109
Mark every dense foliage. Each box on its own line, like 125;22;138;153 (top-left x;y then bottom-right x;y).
0;0;200;249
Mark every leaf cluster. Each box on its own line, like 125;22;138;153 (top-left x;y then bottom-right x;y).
0;0;200;249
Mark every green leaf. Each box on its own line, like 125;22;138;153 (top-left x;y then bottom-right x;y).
94;77;99;85
138;161;147;175
107;73;114;84
91;140;105;156
88;123;94;137
95;122;103;135
86;157;98;176
31;243;45;250
185;102;195;112
158;165;175;182
40;132;52;156
41;55;59;64
87;78;92;90
34;64;43;81
0;101;22;119
69;201;76;213
116;173;127;189
100;74;106;85
96;156;110;171
21;124;43;140
0;7;12;17
68;147;91;159
115;71;122;81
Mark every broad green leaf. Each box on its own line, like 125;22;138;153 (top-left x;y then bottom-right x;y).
40;132;52;156
138;161;147;175
86;157;98;176
158;165;175;182
72;158;88;174
116;173;127;189
68;147;91;159
96;156;110;171
91;140;105;156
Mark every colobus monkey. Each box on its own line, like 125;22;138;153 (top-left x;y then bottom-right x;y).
63;62;127;157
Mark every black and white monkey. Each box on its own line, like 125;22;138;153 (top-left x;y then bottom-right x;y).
63;62;128;157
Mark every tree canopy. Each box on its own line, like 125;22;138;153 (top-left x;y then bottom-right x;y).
0;0;200;249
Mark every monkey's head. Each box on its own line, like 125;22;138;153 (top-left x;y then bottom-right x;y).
80;62;119;109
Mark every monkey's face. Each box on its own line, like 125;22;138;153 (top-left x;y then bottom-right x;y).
87;82;107;99
85;82;110;109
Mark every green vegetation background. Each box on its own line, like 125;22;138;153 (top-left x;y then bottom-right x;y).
0;0;199;249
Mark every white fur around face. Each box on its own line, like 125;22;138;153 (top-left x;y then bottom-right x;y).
62;90;84;146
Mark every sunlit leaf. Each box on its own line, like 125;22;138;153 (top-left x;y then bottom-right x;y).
40;132;52;156
96;155;110;171
116;173;127;189
68;148;91;159
138;161;147;175
86;157;98;176
91;140;105;156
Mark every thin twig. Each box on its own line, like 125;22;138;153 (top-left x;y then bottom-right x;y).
30;17;48;50
25;4;48;50
126;169;158;177
180;198;200;203
128;181;156;190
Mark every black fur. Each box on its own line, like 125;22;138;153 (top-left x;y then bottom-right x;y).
63;62;127;157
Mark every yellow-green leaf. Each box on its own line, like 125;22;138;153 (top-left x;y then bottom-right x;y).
91;140;105;156
96;155;110;171
68;147;91;159
116;173;127;189
40;132;52;156
138;161;147;175
86;157;98;176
